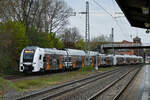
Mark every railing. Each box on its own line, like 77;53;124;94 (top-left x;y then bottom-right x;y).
102;43;141;48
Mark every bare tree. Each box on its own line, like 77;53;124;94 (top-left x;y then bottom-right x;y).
0;0;39;35
91;34;112;42
41;0;72;33
59;27;82;43
0;0;72;35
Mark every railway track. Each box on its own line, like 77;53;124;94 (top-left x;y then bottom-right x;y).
3;75;26;80
88;67;140;100
16;67;126;100
3;70;73;81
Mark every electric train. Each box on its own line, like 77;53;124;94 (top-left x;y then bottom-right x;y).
19;46;143;73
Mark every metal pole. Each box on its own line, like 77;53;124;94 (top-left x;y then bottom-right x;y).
85;1;90;66
85;1;88;46
112;28;115;56
95;54;98;71
87;1;90;50
85;1;90;50
78;1;90;66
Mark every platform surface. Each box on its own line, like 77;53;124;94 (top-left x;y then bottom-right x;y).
141;65;150;100
118;65;150;100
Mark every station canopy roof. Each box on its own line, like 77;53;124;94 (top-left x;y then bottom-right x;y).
116;0;150;29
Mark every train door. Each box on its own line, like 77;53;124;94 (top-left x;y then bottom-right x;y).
105;57;108;66
120;57;123;65
111;57;113;65
110;57;112;65
120;57;122;65
55;54;60;70
77;56;82;68
116;57;118;65
127;58;129;64
38;54;43;69
123;57;125;65
119;57;121;65
102;56;105;66
122;57;124;65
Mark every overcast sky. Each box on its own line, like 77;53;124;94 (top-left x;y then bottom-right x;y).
64;0;150;43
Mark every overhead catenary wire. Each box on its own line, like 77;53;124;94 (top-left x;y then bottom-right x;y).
110;0;125;41
93;0;114;18
120;18;133;36
93;0;126;33
92;0;130;40
89;0;124;41
111;0;137;40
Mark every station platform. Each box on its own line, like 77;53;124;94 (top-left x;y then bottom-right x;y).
119;65;150;100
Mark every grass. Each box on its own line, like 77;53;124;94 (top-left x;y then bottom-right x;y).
79;66;95;72
13;71;92;91
98;66;115;71
0;66;115;94
0;77;22;98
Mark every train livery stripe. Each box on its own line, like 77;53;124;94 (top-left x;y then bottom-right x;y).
59;56;63;69
82;56;85;68
46;56;50;70
73;56;76;68
98;57;101;67
92;57;95;67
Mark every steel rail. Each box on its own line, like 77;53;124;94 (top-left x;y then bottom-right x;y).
17;68;123;100
112;67;141;100
40;68;125;100
88;67;139;100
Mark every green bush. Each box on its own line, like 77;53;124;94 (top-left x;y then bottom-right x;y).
0;21;28;74
27;27;64;49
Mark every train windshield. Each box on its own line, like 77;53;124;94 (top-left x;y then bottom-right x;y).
23;50;35;62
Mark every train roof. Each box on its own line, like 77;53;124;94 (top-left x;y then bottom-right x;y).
106;54;114;57
99;53;105;56
113;55;125;58
88;51;99;56
66;49;86;56
24;46;40;50
137;56;143;58
44;48;67;55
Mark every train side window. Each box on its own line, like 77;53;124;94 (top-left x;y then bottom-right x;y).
86;58;88;61
57;56;59;64
104;58;106;61
69;57;72;61
39;55;42;60
43;56;46;62
62;57;65;62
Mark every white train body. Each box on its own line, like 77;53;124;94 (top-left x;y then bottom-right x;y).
19;46;144;73
20;46;44;72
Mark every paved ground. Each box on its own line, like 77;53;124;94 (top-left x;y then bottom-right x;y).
119;64;150;100
141;65;150;100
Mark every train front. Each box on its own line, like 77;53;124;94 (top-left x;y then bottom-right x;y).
19;46;40;73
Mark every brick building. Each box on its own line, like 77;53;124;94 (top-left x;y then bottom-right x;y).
114;36;142;56
133;36;142;56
